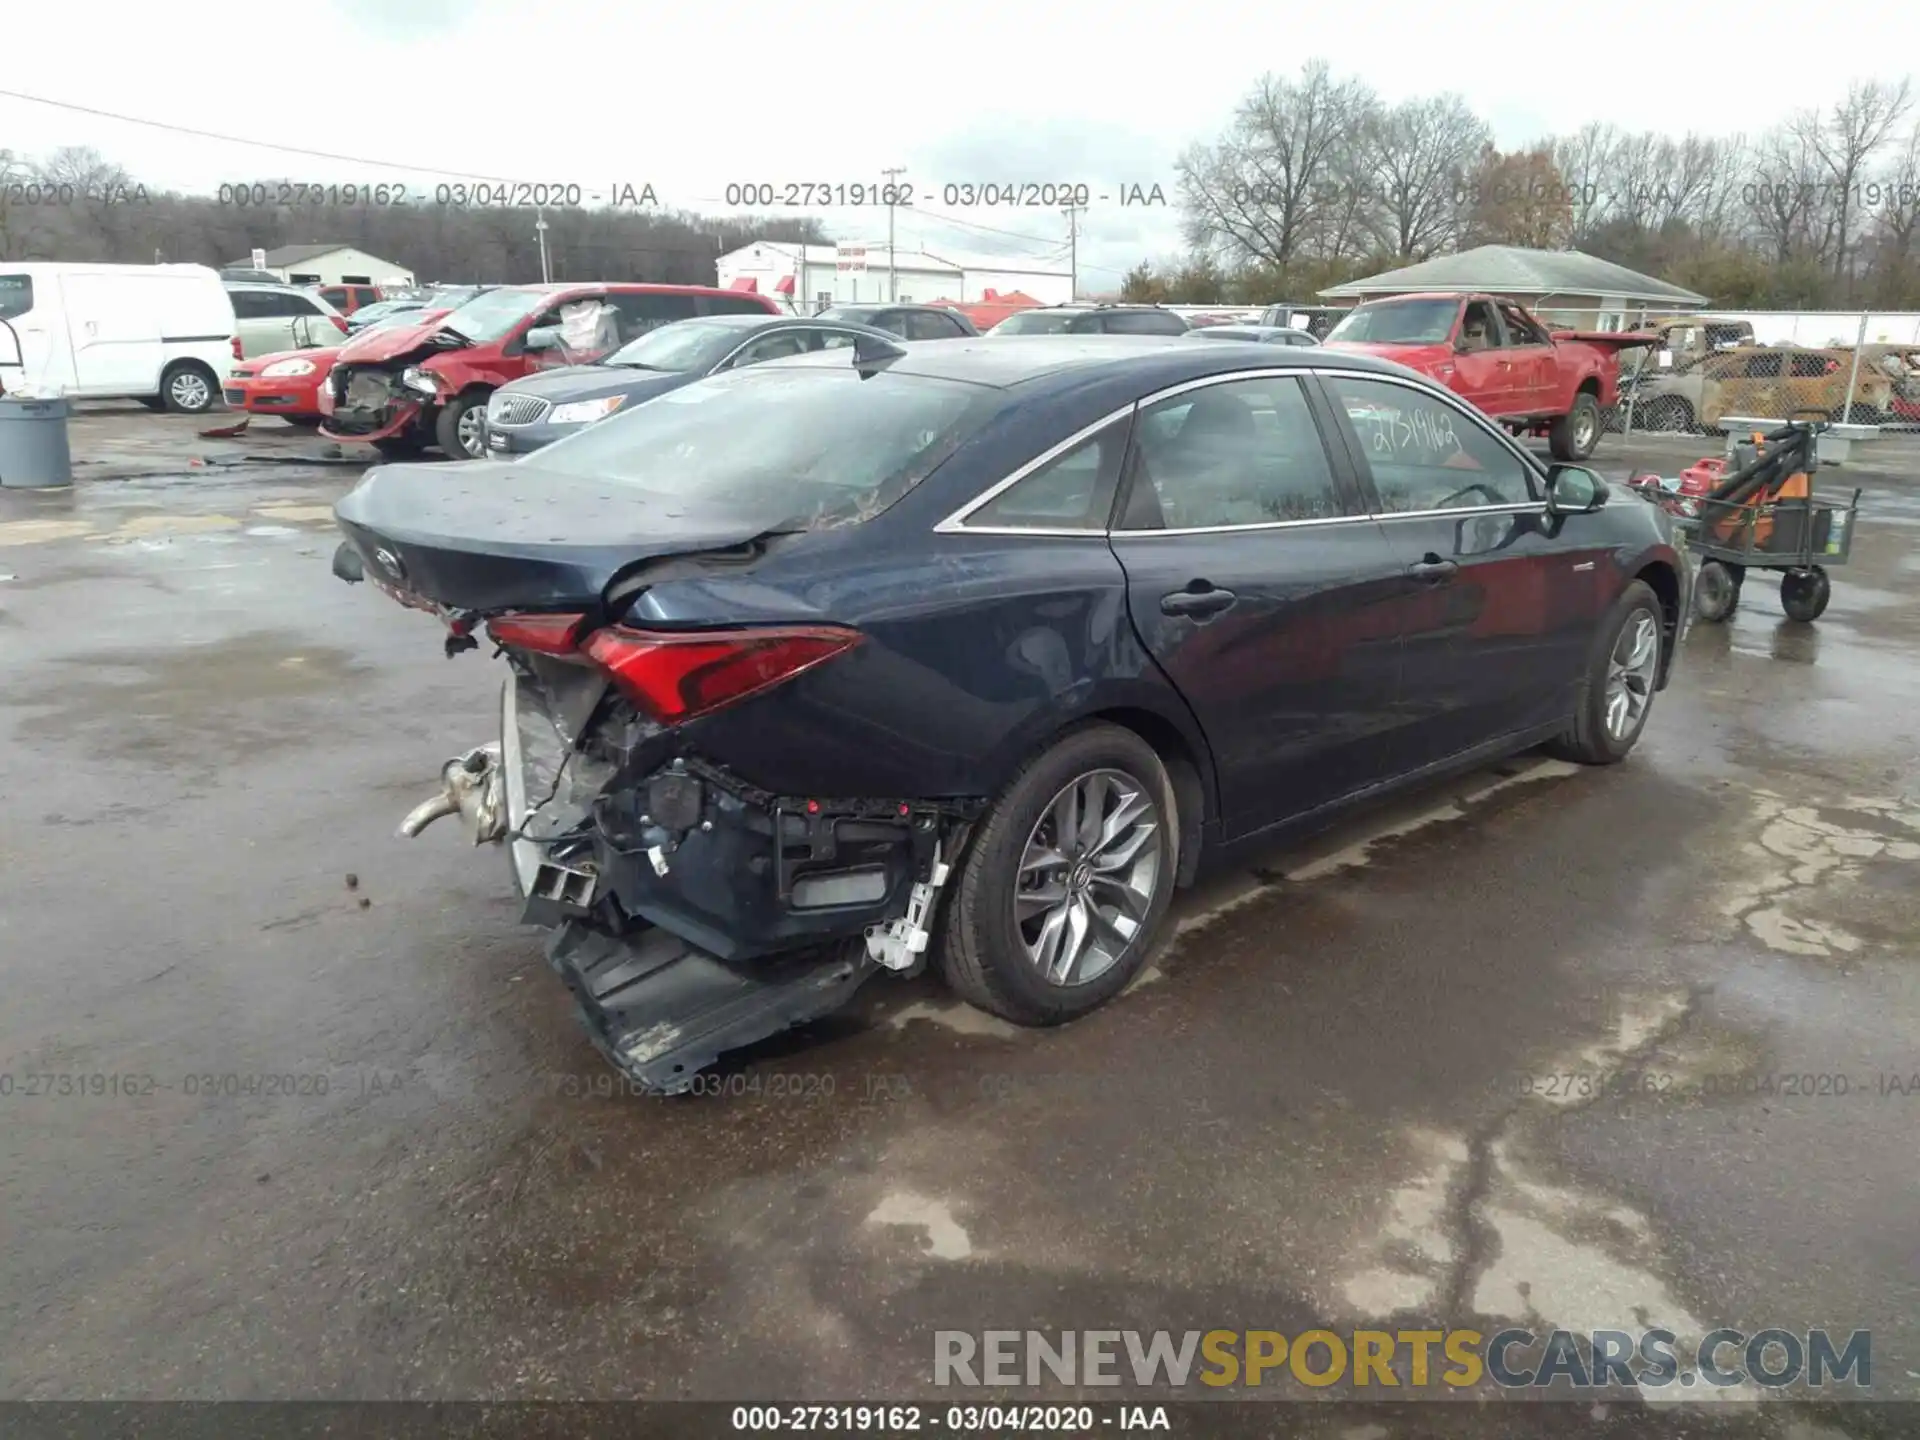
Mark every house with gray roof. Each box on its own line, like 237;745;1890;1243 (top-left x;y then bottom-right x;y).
1320;245;1707;332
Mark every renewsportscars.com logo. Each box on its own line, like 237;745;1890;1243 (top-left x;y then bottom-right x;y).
933;1328;1872;1391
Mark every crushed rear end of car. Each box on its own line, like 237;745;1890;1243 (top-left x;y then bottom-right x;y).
331;363;998;1087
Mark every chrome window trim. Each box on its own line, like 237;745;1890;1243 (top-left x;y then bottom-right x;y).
934;363;1547;540
1111;512;1375;539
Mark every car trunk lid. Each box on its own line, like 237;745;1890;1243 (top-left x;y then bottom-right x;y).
333;459;794;614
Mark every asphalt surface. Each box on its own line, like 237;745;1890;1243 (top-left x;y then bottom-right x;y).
2;408;1917;1438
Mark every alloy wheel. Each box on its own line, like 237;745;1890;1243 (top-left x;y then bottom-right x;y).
1573;406;1597;453
1014;768;1163;987
1604;611;1660;741
171;372;211;411
456;404;487;458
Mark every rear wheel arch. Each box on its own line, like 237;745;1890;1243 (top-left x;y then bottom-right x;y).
981;703;1213;888
1080;706;1209;886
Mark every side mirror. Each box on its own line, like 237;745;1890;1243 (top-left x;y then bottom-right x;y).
1452;334;1471;353
522;326;560;353
1545;464;1609;516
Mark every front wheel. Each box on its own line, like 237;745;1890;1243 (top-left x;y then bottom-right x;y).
939;724;1177;1026
435;391;491;460
1780;567;1831;622
1548;580;1664;765
1549;391;1603;460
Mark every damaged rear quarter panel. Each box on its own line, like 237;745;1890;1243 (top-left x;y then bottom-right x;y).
621;501;1215;809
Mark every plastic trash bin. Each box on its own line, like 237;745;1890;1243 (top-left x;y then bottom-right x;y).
0;394;74;488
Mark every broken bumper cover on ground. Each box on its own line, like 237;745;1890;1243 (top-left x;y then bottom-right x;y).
546;921;877;1094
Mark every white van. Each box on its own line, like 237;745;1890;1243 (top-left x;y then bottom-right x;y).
0;263;239;414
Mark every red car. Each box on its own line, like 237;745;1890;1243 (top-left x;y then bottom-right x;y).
1323;292;1655;461
225;308;452;425
318;283;781;459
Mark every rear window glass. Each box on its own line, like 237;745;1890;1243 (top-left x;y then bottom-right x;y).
524;366;999;531
0;275;31;320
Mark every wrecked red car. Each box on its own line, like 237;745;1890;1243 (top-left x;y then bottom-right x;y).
1324;293;1656;461
318;283;780;460
226;308;453;425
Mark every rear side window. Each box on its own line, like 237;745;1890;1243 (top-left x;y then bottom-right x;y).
904;310;964;340
964;421;1127;531
0;274;33;320
229;290;275;318
611;292;701;339
1122;377;1347;530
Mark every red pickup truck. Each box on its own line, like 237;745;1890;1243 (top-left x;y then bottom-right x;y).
1323;292;1656;461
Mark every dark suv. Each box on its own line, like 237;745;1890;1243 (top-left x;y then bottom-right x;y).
986;304;1189;336
815;304;978;340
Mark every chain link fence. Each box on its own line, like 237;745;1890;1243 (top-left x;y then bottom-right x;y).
1584;311;1920;442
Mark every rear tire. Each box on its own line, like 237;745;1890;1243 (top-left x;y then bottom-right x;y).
1644;396;1694;433
1549;391;1603;460
1547;580;1664;765
159;361;219;415
939;723;1177;1026
1780;567;1831;622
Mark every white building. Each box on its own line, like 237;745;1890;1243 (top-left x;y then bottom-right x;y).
717;240;1072;311
224;244;416;288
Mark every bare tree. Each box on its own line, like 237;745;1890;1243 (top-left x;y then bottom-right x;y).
1743;119;1829;264
1552;121;1620;236
1369;94;1488;259
33;145;133;199
1177;62;1380;269
1810;78;1914;286
1861;122;1920;301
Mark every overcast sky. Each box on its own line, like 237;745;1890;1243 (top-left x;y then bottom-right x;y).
3;0;1914;289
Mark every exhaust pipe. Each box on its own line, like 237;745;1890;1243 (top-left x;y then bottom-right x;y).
399;744;507;843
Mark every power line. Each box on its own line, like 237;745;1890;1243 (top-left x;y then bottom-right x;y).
1;84;1138;277
0;86;616;194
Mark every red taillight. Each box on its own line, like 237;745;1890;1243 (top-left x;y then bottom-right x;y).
230;336;244;361
331;315;350;334
485;612;585;654
582;625;862;723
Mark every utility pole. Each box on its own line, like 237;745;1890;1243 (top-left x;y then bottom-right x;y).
883;165;907;302
535;207;551;283
1062;204;1084;301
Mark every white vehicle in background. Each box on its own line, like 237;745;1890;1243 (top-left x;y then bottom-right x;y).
224;282;349;360
0;262;240;413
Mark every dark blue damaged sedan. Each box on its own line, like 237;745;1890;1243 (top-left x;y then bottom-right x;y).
332;335;1690;1091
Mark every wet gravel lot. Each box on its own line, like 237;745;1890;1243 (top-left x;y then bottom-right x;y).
3;406;1918;1438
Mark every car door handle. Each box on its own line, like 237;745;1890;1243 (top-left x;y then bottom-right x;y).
1160;585;1237;618
1408;557;1459;583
